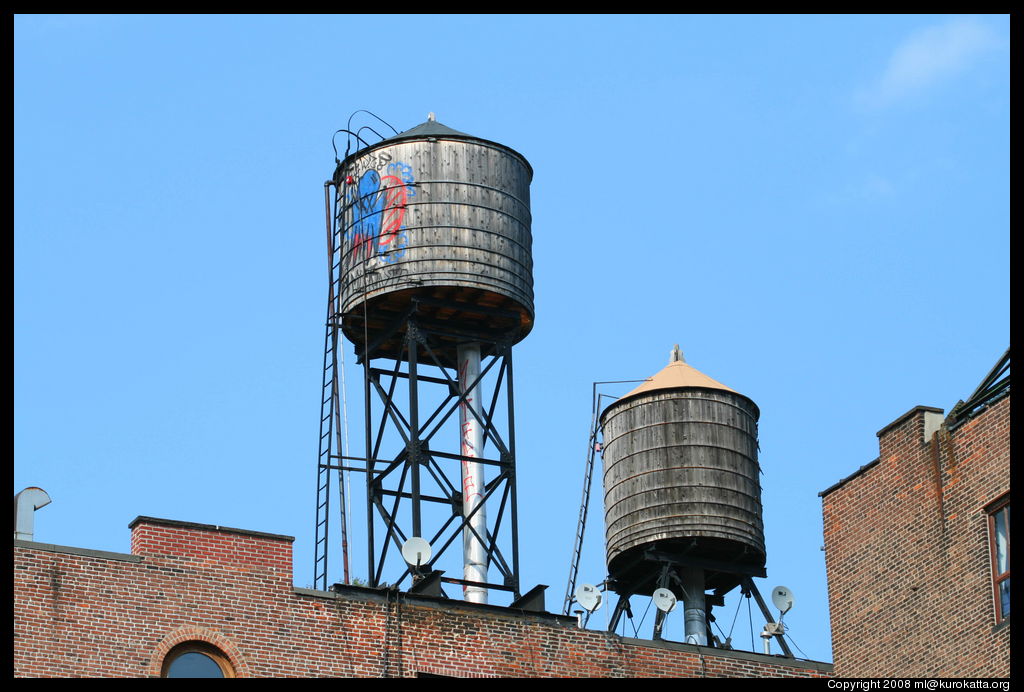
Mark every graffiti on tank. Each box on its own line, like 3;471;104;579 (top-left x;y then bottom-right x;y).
344;160;415;272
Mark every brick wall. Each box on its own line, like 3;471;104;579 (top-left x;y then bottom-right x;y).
821;396;1010;677
14;517;832;678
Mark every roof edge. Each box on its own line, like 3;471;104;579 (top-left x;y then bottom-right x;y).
819;458;882;498
602;384;761;422
341;119;533;177
128;516;294;543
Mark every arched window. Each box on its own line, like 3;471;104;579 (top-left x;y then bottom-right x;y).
161;641;235;678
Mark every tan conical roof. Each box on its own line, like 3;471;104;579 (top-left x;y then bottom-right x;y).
602;346;758;420
621;358;738;400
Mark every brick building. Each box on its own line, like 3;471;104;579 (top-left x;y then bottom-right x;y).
820;351;1010;678
14;516;832;678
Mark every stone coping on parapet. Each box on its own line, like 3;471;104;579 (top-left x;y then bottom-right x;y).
874;405;944;439
14;539;143;563
128;515;295;543
294;583;579;628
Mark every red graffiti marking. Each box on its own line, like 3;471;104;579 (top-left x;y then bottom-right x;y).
378;175;407;251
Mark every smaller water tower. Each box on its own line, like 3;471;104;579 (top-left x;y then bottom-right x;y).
599;346;775;646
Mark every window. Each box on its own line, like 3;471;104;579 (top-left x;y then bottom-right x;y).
161;641;235;678
988;497;1010;624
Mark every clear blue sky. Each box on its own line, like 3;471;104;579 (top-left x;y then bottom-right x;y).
14;14;1009;665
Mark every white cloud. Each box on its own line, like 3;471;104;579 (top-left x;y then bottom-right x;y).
859;17;1002;108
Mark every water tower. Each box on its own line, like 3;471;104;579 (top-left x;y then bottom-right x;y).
314;114;534;606
599;346;788;651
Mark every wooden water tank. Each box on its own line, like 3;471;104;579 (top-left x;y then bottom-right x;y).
333;118;533;365
600;350;765;593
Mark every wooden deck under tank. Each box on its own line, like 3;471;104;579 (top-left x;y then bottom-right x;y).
340;285;532;367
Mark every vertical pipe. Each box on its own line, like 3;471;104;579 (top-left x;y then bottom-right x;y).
681;567;707;646
458;342;488;603
364;352;375;585
408;331;422;540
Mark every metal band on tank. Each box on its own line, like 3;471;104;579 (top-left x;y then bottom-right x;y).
343;264;534;307
599;392;761;422
601;391;761;425
603;465;763;503
607;521;766;553
604;489;765;522
338;190;532;233
340;232;535;273
340;138;533;181
605;501;766;537
606;509;766;535
600;449;761;486
341;253;535;306
601;417;759;442
607;525;766;549
405;179;533;214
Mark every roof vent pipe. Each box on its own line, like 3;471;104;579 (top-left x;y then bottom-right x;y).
14;487;52;542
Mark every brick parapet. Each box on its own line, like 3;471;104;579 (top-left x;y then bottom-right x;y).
13;532;832;678
128;516;293;577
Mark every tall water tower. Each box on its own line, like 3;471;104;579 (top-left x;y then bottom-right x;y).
314;114;534;605
599;346;788;651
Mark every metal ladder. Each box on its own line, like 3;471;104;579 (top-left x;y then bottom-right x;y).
562;382;607;615
562;381;646;616
313;178;347;591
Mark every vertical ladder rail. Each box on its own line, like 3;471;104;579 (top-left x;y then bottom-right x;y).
562;383;602;615
563;381;648;616
314;179;345;591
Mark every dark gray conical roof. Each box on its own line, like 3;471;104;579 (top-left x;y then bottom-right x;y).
386;118;472;140
366;114;531;176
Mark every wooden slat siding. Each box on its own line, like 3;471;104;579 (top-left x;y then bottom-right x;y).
601;389;765;576
337;137;534;363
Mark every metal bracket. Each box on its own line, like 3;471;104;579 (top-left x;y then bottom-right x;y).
511;584;548;613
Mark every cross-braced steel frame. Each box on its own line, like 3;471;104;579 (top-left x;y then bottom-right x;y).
334;308;522;600
605;555;792;656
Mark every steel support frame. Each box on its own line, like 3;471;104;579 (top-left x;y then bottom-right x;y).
356;310;522;599
607;560;717;642
605;554;791;656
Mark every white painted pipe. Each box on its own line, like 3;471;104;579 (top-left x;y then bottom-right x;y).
458;343;488;604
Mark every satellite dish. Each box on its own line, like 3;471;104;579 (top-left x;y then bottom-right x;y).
771;585;795;615
401;537;432;568
574;583;603;612
652;588;677;613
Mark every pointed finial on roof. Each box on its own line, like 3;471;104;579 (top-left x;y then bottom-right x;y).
670;344;686;363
